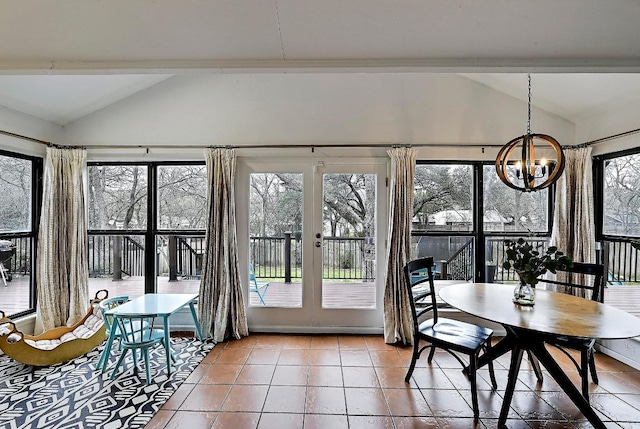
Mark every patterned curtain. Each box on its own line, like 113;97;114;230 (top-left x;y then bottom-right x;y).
383;147;417;344
198;148;248;342
35;147;89;334
550;146;596;297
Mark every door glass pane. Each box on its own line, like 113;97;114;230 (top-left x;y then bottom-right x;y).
0;154;32;233
88;165;148;230
414;165;474;232
249;173;303;307
157;165;207;230
483;165;548;232
322;173;376;309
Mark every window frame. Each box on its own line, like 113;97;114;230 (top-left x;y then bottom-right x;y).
594;146;640;241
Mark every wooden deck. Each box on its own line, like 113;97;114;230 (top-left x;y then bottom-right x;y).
1;275;640;319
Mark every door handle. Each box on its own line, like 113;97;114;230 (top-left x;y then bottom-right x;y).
315;241;322;248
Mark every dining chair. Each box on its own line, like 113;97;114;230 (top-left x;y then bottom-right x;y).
249;264;270;305
110;313;175;383
537;261;605;401
96;295;129;370
404;257;497;419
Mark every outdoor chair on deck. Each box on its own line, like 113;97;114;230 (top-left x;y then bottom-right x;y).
537;261;606;401
249;264;270;305
404;256;497;419
110;313;175;383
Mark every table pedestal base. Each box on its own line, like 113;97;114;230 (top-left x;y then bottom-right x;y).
480;327;606;429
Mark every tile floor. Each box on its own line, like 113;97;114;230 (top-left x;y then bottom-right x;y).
146;334;640;428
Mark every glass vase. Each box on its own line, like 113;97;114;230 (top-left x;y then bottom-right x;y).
513;280;535;306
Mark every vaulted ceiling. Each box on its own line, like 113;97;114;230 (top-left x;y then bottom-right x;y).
1;1;639;128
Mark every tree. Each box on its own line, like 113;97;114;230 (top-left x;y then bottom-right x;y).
322;174;375;237
87;165;148;229
157;165;207;229
0;155;31;232
603;154;640;235
413;165;472;229
250;173;303;237
483;166;548;232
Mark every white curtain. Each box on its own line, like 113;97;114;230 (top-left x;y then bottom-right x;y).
550;146;596;297
383;147;417;344
198;148;248;342
35;147;89;334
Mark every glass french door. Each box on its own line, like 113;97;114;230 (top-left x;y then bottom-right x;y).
238;158;387;331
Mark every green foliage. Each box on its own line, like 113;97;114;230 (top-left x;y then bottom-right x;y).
502;238;573;286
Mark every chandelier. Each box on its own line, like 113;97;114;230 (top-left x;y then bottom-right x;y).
495;74;565;192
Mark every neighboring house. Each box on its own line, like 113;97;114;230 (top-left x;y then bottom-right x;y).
422;209;511;231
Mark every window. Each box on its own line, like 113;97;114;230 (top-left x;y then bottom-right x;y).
88;165;148;230
413;164;473;232
483;165;548;233
87;162;206;299
597;149;640;294
0;150;41;317
602;152;640;236
412;161;553;283
157;165;207;230
412;163;475;281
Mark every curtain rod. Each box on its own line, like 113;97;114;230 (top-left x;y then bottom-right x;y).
2;127;639;151
567;127;640;148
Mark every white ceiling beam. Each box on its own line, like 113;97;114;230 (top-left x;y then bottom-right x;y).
1;58;640;75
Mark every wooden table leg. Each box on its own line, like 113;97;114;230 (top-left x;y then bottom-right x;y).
529;339;606;429
498;343;524;428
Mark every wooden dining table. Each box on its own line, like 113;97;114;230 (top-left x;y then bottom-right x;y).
439;283;640;429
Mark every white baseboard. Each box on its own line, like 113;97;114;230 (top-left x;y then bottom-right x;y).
249;325;384;335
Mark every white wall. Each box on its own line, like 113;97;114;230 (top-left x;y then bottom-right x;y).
576;97;640;157
63;73;575;161
0;105;60;157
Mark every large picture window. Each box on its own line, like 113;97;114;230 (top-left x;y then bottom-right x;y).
87;162;206;299
412;161;553;283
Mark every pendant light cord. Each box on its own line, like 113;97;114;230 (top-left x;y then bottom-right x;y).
527;73;532;135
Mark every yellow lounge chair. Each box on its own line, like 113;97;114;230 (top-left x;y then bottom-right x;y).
0;291;108;366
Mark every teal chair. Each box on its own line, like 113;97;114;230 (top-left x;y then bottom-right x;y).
97;295;129;370
249;264;270;305
110;313;175;383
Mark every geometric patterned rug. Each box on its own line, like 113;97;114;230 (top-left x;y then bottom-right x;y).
0;338;215;429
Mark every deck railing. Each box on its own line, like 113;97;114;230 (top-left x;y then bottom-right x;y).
86;234;636;285
250;233;374;281
88;235;145;279
603;239;640;284
486;237;550;283
0;236;31;276
86;233;375;282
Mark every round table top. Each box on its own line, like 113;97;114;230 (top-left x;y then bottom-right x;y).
439;283;640;340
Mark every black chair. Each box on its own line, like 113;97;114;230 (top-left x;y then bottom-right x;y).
537;261;605;401
403;257;497;419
